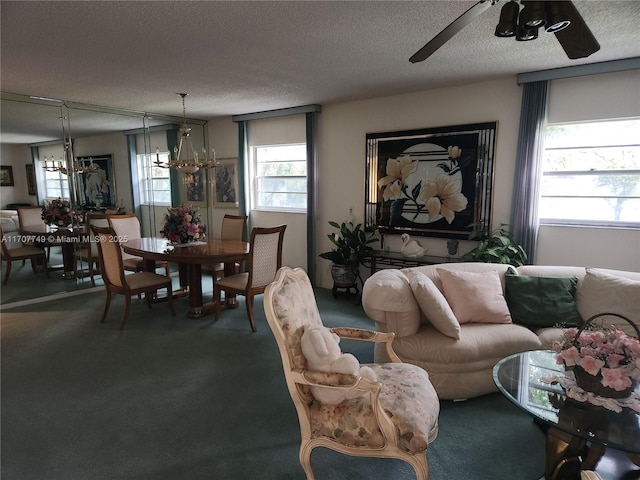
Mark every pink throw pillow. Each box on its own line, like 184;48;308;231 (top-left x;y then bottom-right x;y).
437;269;512;324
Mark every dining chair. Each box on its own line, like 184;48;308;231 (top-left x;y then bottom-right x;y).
107;213;170;276
91;225;175;330
263;266;440;480
74;212;109;286
0;224;49;284
202;214;247;281
214;224;286;332
16;206;52;260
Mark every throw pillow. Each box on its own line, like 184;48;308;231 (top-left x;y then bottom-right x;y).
504;267;582;328
406;270;461;340
437;269;512;324
577;268;640;328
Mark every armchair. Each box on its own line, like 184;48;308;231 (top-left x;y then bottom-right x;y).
263;267;440;480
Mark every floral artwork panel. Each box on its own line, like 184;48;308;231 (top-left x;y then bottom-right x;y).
366;123;496;240
214;158;238;207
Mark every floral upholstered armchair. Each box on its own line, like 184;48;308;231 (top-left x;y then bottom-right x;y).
263;267;440;480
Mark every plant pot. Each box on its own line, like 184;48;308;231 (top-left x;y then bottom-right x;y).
572;366;636;399
330;264;358;288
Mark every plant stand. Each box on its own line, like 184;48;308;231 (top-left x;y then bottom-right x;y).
332;282;359;300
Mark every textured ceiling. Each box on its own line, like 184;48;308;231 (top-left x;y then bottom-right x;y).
1;0;639;143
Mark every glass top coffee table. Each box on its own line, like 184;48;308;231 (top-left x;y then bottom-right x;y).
493;350;640;480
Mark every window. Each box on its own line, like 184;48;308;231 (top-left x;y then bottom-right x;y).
252;143;307;212
137;152;171;205
43;169;70;199
540;118;640;227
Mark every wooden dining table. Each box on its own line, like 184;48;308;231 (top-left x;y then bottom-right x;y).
121;237;250;318
19;223;89;278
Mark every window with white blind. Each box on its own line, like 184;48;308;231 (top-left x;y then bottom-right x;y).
540;118;640;227
137;151;172;205
43;170;70;199
252;143;307;212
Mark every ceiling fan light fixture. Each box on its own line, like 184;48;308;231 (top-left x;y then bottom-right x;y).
515;9;538;41
494;0;520;37
545;1;571;33
516;26;538;41
520;1;546;28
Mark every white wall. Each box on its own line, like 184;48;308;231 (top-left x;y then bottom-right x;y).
204;72;640;289
315;77;523;288
0;143;35;207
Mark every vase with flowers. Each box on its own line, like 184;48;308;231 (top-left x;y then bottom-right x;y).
553;313;640;399
41;198;83;227
160;204;206;245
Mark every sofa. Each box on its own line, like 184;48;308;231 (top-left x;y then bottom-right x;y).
362;262;640;400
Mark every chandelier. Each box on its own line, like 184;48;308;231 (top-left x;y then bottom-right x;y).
41;110;98;175
41;149;98;175
154;93;218;174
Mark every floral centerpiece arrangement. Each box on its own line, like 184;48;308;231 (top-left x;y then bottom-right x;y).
553;320;640;399
160;204;206;244
41;198;83;227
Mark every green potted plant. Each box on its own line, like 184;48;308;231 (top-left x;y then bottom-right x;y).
461;223;527;267
319;220;378;296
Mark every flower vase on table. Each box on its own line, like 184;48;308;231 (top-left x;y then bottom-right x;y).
160;204;206;245
553;313;640;400
41;198;83;228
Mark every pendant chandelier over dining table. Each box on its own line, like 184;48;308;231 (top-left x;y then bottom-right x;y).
41;107;98;176
153;93;219;174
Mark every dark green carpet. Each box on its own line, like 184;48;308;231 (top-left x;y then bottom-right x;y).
1;260;547;479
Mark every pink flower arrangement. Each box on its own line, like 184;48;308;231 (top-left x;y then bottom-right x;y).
160;204;206;244
553;326;640;392
41;198;83;227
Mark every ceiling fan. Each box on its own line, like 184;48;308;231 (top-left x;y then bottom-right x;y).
409;0;600;63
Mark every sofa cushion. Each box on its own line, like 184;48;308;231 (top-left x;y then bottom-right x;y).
407;270;461;340
392;323;541;368
576;268;640;333
504;267;582;328
437;269;512;324
361;269;421;337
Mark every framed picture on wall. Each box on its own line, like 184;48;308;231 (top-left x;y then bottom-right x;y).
0;166;15;186
183;169;206;206
25;164;37;195
365;122;497;240
77;155;116;208
213;158;239;208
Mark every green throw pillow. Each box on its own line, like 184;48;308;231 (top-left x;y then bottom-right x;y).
505;268;582;328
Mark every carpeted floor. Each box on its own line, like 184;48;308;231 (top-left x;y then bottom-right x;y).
1;257;550;479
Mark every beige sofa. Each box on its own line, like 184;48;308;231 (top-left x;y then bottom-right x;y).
362;263;639;400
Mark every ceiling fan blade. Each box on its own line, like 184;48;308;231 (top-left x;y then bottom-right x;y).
553;1;600;59
409;1;494;64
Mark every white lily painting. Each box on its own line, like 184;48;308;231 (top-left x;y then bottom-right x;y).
377;143;470;227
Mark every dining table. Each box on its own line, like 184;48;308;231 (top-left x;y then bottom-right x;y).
19;223;89;278
121;237;250;318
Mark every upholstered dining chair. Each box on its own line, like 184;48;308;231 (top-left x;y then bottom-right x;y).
107;214;170;276
263;267;440;480
91;225;175;330
16;205;51;259
214;224;286;332
0;224;50;285
74;212;109;286
202;214;247;281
